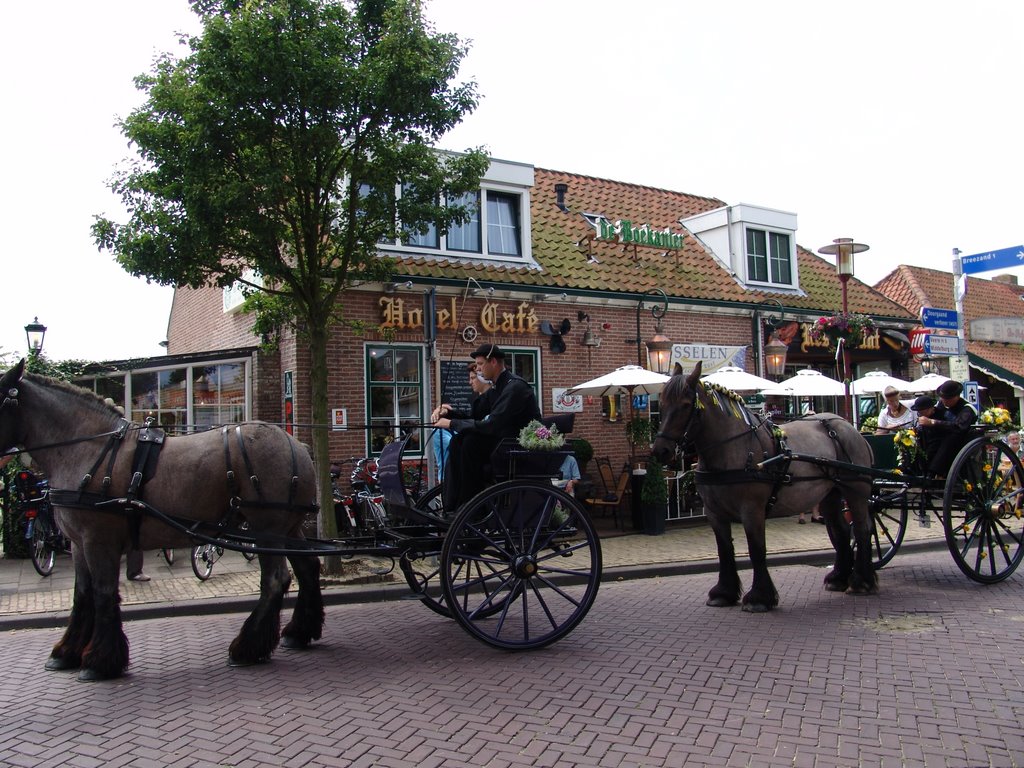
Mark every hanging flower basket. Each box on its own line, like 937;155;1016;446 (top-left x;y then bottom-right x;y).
810;312;876;349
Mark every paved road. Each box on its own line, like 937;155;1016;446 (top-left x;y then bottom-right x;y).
1;548;1021;768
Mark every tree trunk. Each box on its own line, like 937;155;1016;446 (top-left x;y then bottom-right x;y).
308;323;341;574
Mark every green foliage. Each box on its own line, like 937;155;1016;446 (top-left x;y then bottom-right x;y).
570;437;594;467
24;355;93;382
626;417;652;447
89;0;487;550
641;459;668;505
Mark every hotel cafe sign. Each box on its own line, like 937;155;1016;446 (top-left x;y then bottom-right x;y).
379;296;540;334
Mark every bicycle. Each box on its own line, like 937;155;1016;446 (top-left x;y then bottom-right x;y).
191;543;224;581
16;469;69;577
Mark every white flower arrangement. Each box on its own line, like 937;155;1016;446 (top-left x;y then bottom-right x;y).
517;420;565;451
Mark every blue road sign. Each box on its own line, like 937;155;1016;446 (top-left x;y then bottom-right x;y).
922;334;960;356
920;307;959;330
960;244;1024;275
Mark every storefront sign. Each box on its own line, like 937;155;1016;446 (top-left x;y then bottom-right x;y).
552;388;583;413
798;323;880;353
283;370;294;435
669;345;746;375
970;316;1024;344
589;216;684;250
380;296;539;335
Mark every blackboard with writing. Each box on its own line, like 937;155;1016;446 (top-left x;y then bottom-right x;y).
438;359;474;414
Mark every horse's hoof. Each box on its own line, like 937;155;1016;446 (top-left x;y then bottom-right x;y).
846;585;879;596
741;603;771;614
77;667;120;682
228;655;270;667
279;635;311;650
824;581;848;592
706;597;736;607
44;656;79;672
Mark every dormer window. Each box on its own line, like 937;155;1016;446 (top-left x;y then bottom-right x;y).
746;229;792;285
680;203;800;293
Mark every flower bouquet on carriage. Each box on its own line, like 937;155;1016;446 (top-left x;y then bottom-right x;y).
809;312;877;349
892;427;921;473
980;406;1018;433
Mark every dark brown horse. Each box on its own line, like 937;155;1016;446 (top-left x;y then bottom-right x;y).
652;363;877;611
0;360;324;680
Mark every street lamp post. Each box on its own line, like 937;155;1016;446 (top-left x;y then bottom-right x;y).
630;289;672;374
817;238;869;421
24;317;47;359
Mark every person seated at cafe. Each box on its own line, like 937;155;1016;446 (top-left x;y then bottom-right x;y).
915;381;978;478
875;385;915;434
432;344;541;509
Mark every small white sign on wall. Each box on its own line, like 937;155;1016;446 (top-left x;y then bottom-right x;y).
331;408;348;431
552;388;583;413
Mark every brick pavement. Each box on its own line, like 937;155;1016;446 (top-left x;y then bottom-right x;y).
0;515;947;628
0;548;1020;767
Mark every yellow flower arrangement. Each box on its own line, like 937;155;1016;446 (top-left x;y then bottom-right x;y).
980;406;1017;433
893;427;920;465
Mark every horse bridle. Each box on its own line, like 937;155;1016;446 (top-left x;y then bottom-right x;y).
655;380;776;455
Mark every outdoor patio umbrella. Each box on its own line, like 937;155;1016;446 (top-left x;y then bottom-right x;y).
565;365;670;398
700;366;776;393
760;369;846;397
849;371;913;396
906;372;951;393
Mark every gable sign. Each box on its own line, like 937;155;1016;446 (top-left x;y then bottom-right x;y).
970;316;1024;344
583;214;684;250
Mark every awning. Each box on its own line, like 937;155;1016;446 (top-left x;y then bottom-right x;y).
968;352;1024;391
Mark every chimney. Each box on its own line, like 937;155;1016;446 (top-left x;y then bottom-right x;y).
554;182;569;213
992;274;1019;286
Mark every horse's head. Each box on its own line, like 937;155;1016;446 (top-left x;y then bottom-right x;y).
0;359;25;453
652;361;703;465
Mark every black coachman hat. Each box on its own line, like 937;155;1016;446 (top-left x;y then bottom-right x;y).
936;379;962;398
911;395;937;411
470;343;505;360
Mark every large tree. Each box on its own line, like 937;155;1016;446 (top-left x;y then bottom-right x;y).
94;0;488;548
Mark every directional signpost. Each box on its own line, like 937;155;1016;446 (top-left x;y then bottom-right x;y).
960;244;1024;275
920;306;959;330
922;334;961;356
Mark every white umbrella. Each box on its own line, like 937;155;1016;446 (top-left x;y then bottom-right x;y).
565;365;670;397
760;369;846;397
906;372;951;393
849;371;913;396
700;366;776;393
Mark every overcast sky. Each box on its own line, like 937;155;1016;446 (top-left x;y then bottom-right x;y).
3;0;1022;362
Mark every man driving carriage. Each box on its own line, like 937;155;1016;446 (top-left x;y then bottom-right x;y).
913;380;978;478
432;343;541;509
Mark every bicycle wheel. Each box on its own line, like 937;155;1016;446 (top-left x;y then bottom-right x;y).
30;520;56;577
191;544;217;581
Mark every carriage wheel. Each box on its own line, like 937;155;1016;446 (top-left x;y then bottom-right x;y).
400;487;510;619
441;481;601;650
943;437;1024;584
866;488;908;569
30;521;56;577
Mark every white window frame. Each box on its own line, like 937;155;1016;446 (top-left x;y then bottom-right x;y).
744;226;795;288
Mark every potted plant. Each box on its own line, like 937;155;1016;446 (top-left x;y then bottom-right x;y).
570;437;594;474
640;458;668;536
625;417;652;466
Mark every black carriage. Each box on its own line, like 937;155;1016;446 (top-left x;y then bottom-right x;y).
857;429;1024;583
143;433;602;651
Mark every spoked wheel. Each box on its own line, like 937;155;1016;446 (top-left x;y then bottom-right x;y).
865;485;908;569
401;538;512;620
30;521;56;577
191;544;224;581
412;484;447;525
943;437;1024;583
441;481;601;650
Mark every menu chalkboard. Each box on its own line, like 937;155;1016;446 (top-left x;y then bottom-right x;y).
438;359;475;414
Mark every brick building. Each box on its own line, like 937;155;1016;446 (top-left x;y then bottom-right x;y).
77;157;915;477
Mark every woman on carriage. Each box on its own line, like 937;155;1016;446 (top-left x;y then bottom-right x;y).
875;385;915;434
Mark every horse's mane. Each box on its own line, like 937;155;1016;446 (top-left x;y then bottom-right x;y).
25;373;124;419
663;373;759;429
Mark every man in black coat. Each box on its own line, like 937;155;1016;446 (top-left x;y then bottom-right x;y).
916;380;978;477
432;343;542;509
